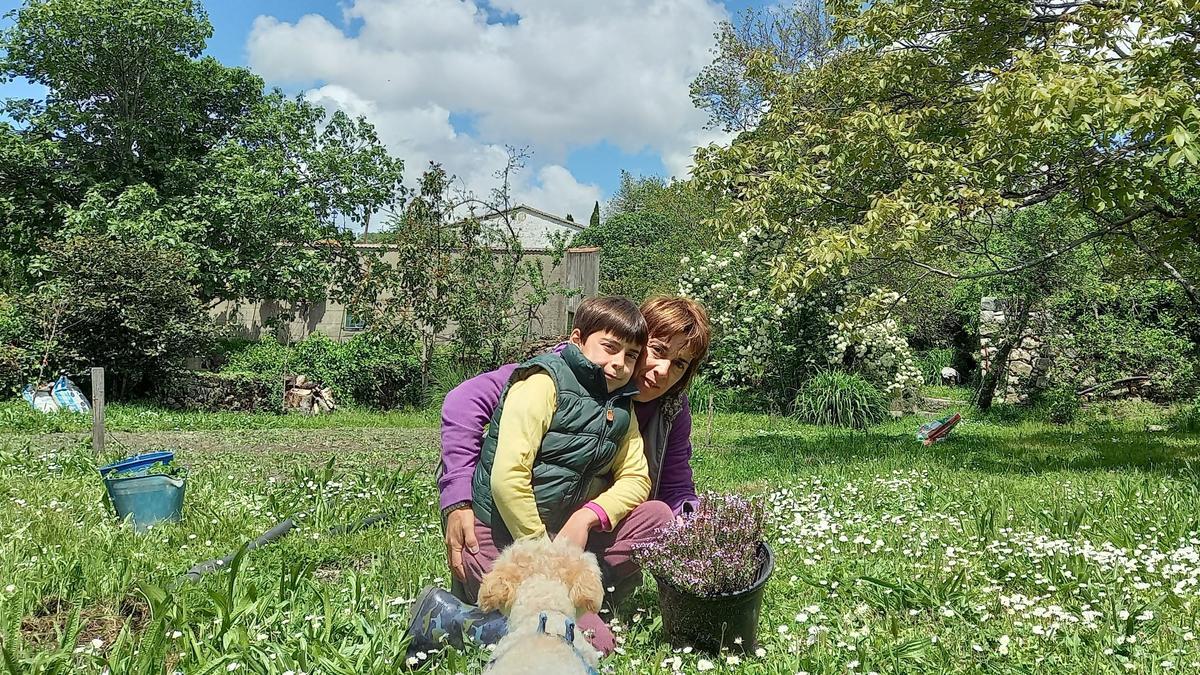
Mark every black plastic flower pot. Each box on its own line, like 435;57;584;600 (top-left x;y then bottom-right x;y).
653;542;774;654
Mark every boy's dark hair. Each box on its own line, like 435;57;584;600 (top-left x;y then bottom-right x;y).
573;296;648;347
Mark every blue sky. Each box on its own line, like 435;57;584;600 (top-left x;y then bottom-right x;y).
0;0;772;217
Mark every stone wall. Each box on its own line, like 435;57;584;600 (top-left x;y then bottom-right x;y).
155;371;280;413
978;297;1055;404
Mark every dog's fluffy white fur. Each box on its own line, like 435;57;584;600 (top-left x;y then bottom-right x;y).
478;537;605;674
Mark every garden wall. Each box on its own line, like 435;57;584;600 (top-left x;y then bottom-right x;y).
210;245;599;344
978;297;1056;403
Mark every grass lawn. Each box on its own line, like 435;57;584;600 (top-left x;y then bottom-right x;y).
2;397;1200;673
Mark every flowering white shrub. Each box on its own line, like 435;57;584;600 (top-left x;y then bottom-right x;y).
827;290;924;402
681;246;921;403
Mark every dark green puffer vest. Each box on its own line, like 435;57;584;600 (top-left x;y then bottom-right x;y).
472;343;639;534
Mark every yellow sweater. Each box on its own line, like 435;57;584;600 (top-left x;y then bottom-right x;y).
490;371;651;540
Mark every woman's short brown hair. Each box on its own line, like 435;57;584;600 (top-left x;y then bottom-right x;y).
641;295;711;395
573;296;648;347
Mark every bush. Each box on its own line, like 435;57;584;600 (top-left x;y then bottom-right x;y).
17;236;215;397
681;246;921;408
1171;398;1200;433
0;294;34;396
1040;385;1081;425
223;333;423;409
792;371;888;429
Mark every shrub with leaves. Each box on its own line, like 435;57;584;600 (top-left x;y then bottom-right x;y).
1041;385;1081;426
681;243;921;408
1170;398;1200;434
222;334;422;409
0;294;34;396
633;493;765;597
793;371;888;429
22;236;215;397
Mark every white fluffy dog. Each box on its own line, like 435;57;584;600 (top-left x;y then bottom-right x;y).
477;537;606;674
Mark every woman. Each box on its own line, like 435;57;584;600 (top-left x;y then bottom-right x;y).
416;296;710;657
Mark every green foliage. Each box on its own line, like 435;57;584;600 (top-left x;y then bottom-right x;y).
1170;398;1200;433
792;370;888;429
360;157;571;373
589;201;600;228
692;0;1200;313
223;334;423;409
573;211;683;299
0;293;34;396
690;0;836;133
1045;280;1200;402
11;236;214;396
682;243;921;408
572;172;715;301
914;348;954;386
1040;385;1081;426
1;0;405;305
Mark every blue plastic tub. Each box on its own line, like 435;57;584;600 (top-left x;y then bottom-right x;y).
98;451;175;478
104;473;185;531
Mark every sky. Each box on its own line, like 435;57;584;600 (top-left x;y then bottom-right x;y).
0;0;771;219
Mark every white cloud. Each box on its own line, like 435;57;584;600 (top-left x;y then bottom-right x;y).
515;165;602;221
246;0;729;219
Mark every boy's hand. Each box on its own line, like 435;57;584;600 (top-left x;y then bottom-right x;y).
445;507;479;581
556;508;600;550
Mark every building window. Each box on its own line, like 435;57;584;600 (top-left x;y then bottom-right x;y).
343;311;366;332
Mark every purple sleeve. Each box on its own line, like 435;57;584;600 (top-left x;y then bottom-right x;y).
655;395;700;516
438;363;519;511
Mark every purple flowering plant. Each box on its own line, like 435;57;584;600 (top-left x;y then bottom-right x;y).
633;492;766;597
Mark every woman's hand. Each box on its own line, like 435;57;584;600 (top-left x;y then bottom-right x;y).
444;507;479;581
555;508;600;550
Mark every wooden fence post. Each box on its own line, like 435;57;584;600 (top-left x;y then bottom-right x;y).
91;367;105;456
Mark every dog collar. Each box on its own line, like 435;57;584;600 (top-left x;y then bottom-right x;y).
538;612;601;675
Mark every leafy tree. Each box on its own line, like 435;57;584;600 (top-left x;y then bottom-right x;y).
690;1;837;133
347;152;573;376
574;172;716;300
0;0;405;306
16;236;215;396
589;201;601;227
693;0;1200;306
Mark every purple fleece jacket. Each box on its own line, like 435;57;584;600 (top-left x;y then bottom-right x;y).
439;362;700;516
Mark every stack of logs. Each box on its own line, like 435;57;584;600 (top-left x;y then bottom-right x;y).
284;375;336;415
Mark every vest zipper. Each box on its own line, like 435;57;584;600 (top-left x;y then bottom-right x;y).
573;399;616;511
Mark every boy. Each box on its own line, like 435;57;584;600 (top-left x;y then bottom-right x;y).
471;295;652;549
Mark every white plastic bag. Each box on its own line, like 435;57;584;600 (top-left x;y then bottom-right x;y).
22;383;60;414
51;375;91;413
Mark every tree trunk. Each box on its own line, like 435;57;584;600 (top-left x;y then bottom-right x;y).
975;297;1033;411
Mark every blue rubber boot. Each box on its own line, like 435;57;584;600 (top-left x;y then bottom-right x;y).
403;586;507;667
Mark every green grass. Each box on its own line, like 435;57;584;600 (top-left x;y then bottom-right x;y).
2;402;1200;673
0;399;437;433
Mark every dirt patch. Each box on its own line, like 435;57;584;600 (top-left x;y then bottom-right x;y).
19;595;150;652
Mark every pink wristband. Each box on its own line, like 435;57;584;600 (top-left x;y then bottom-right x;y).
583;502;612;531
